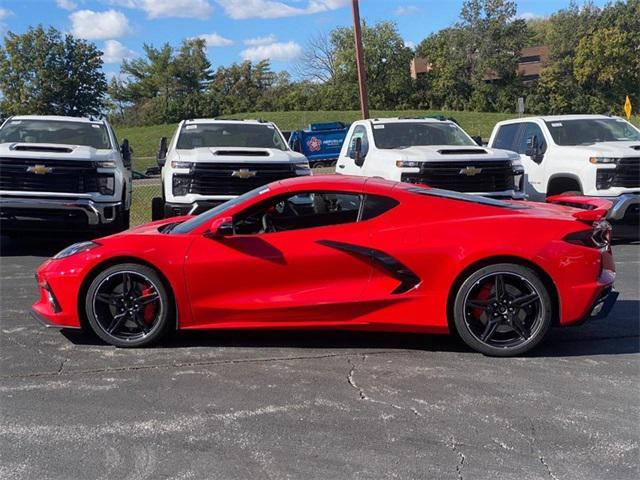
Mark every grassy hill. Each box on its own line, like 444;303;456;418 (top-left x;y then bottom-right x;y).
115;110;640;172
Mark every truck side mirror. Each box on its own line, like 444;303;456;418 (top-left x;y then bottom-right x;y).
157;136;168;167
525;135;544;163
351;137;364;167
120;138;132;167
471;135;483;146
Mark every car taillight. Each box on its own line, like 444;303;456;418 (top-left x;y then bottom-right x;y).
564;220;612;249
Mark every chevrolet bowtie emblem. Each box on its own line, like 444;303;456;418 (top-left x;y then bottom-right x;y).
26;164;53;175
231;169;257;179
459;166;482;176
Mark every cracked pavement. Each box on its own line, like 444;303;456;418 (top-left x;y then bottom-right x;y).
0;236;639;480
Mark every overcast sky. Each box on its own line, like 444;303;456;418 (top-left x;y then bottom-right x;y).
0;0;609;78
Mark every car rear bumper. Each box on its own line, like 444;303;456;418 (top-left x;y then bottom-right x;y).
573;287;619;326
0;196;121;228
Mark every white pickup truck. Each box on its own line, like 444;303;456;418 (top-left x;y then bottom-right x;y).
335;118;524;198
488;114;639;234
0;115;132;234
152;119;310;219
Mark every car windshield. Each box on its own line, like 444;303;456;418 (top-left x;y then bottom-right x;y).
545;118;640;145
0;119;111;149
176;123;288;150
171;185;273;234
372;122;476;149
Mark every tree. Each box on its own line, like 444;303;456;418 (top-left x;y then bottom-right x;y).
112;39;213;125
0;26;107;116
295;32;338;83
329;21;415;110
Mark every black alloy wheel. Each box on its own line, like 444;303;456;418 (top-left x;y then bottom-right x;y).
85;263;172;347
453;263;552;356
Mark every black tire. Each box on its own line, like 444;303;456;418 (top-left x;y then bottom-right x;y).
85;263;173;347
151;197;165;221
453;263;552;356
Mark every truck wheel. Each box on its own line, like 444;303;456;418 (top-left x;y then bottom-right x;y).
151;197;165;221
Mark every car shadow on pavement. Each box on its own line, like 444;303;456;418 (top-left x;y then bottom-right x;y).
60;300;639;357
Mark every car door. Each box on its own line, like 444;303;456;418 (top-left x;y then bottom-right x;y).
514;122;548;201
184;189;375;327
336;125;369;176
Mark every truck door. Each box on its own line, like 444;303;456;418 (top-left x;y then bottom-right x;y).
337;125;369;176
514;122;548;201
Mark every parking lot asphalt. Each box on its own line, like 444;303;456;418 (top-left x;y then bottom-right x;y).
0;236;638;480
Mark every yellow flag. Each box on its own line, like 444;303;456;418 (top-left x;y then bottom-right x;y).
624;95;632;120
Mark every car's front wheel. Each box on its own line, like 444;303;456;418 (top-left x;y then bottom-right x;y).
85;263;173;347
453;263;552;356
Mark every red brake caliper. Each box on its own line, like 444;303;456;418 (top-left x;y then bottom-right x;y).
473;281;493;320
141;285;156;323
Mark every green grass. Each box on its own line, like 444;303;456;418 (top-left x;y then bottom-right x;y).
131;183;160;226
116;110;640;170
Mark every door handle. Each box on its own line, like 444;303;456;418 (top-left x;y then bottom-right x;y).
338;164;345;169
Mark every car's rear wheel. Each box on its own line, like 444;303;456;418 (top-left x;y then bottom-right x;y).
453;263;552;356
85;263;172;347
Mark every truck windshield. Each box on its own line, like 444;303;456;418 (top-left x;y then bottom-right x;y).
372;122;476;149
545;118;640;145
0;119;111;149
176;123;287;151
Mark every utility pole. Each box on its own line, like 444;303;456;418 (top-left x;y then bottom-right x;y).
351;0;369;119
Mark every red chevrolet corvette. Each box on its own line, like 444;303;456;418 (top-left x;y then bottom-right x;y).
33;176;618;356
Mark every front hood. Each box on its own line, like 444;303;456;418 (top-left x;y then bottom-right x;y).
175;147;304;163
399;145;516;162
558;141;640;158
0;142;114;161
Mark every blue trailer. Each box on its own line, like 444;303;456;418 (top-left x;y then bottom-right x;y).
288;122;349;168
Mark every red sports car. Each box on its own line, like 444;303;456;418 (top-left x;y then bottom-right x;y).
33;176;618;356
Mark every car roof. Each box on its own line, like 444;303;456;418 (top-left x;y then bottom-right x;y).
184;118;272;125
497;114;614;126
8;115;105;123
366;117;447;124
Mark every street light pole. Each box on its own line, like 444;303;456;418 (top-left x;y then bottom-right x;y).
351;0;369;119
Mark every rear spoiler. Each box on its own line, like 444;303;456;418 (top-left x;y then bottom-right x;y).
546;194;612;222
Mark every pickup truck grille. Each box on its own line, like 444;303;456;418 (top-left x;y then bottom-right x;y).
0;158;99;193
182;162;297;196
613;158;640;188
400;161;514;193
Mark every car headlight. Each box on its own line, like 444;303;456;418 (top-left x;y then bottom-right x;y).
96;161;116;168
52;241;100;259
294;162;311;175
512;165;525;175
589;157;619;164
171;161;194;169
98;175;115;195
396;160;421;168
173;175;191;196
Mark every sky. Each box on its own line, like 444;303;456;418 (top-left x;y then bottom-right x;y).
0;0;610;79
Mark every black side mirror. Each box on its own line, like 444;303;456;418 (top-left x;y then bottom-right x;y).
352;137;364;166
292;139;301;152
471;135;483;146
157;136;168;167
120;139;132;167
525;135;544;163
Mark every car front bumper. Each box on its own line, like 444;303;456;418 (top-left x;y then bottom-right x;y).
0;196;121;227
164;200;227;217
606;193;640;221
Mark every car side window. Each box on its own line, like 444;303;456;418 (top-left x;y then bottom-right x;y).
361;194;399;221
347;125;369;158
492;123;520;151
234;191;363;235
516;122;546;155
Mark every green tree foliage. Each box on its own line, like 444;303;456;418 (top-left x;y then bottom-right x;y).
0;26;107;116
111;39;212;125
